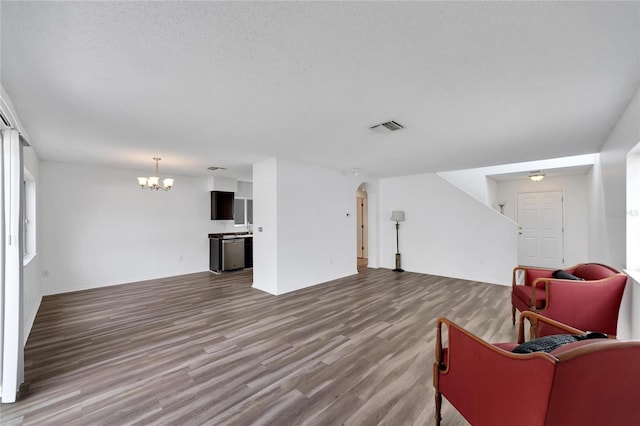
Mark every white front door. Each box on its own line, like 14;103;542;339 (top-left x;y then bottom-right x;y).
517;191;564;268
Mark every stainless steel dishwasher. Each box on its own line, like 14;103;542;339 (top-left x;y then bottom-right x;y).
222;238;245;271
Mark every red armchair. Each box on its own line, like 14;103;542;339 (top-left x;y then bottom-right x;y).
434;312;640;426
511;263;627;336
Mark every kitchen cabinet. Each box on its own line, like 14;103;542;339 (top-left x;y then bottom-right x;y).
211;191;234;220
209;238;222;272
244;237;253;268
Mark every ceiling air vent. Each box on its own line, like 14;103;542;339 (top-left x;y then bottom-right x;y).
370;120;404;134
207;166;226;171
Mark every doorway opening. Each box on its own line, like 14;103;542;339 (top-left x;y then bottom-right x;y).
356;185;368;271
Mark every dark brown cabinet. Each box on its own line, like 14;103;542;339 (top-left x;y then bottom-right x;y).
211;191;234;220
209;238;222;271
244;237;253;268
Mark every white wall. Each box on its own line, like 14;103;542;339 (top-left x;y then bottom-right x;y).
486;176;498;209
39;161;233;294
209;176;238;192
493;173;590;267
236;181;253;199
589;88;640;339
276;159;359;293
253;158;365;295
437;168;493;204
379;173;518;285
252;158;279;294
589;89;640;268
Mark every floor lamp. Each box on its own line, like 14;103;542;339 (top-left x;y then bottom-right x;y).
391;210;405;272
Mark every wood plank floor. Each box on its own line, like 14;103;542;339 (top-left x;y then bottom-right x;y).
1;268;515;425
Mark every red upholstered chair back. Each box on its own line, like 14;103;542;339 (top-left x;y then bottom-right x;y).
573;263;619;280
535;277;628;336
544;341;640;425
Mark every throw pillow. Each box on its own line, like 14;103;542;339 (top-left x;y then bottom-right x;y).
512;332;608;354
512;334;579;354
552;270;584;280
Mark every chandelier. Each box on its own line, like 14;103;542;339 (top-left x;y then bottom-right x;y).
137;157;174;191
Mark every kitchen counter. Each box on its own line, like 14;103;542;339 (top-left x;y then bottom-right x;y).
208;232;253;239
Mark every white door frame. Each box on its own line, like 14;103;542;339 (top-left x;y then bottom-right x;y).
1;128;24;403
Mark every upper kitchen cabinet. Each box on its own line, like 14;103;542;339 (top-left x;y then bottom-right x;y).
211;190;234;220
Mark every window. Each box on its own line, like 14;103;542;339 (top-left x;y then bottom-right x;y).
22;179;26;255
23;168;36;264
234;198;253;228
627;142;640;271
234;198;245;225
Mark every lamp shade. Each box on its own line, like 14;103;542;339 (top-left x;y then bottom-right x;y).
391;211;405;222
163;178;174;189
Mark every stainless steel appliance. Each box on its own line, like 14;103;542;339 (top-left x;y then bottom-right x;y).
222;238;245;271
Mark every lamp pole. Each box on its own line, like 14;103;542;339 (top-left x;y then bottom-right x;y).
391;211;405;272
393;221;403;272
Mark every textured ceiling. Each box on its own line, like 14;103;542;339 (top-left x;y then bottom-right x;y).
1;1;639;180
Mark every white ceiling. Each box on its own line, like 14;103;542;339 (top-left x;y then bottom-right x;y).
1;1;638;180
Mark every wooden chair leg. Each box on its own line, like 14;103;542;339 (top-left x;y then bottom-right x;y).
435;391;442;426
511;305;516;325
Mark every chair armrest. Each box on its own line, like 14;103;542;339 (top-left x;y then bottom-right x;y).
518;311;585;343
542;275;627;310
513;266;554;289
512;266;527;286
512;267;549;309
